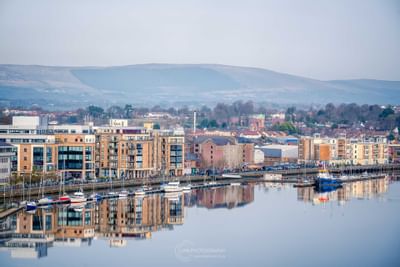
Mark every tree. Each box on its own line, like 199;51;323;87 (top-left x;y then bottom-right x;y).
380;107;394;118
124;104;134;118
199;119;209;129
87;105;104;118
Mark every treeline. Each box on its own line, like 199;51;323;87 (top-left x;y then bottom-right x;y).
3;102;399;135
288;103;400;131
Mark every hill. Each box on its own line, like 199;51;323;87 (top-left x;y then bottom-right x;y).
0;64;399;109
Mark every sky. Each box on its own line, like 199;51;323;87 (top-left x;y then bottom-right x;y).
0;0;399;80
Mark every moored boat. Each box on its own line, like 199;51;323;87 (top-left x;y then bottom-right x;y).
118;190;129;199
222;174;242;179
25;201;37;213
38;196;53;204
89;193;103;202
162;181;182;193
59;194;71;202
315;169;343;187
134;189;146;197
70;191;86;203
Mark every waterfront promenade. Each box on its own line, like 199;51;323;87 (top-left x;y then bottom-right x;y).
1;164;399;201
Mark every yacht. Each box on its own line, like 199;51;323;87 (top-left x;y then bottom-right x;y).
162;181;182;193
70;191;86;203
181;184;192;193
134;189;146;197
89;193;103;202
59;194;71;202
118;190;129;199
25;201;37;214
38;196;53;205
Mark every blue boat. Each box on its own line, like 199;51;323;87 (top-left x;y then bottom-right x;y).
90;193;103;202
315;169;343;187
25;201;37;213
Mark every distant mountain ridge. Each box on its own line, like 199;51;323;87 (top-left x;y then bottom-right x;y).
0;63;399;109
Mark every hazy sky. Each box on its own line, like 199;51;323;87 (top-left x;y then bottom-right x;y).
0;0;399;80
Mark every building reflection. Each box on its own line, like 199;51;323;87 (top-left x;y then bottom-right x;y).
0;184;254;258
297;178;389;205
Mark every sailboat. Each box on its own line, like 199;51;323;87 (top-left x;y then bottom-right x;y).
118;174;129;199
107;166;117;197
58;167;70;202
38;166;52;205
89;175;102;202
70;190;86;203
25;173;37;213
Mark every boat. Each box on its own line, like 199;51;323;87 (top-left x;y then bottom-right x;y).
38;196;53;204
181;184;192;193
25;201;37;213
108;191;118;198
59;194;71;202
89;193;103;202
315;169;343;187
118;190;129;199
230;182;241;186
162;181;182;193
263;173;282;180
222;174;242;179
134;189;146;197
70;191;86;203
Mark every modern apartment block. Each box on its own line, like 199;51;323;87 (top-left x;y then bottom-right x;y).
0;142;13;184
0;116;185;182
298;135;388;165
94;126;185;179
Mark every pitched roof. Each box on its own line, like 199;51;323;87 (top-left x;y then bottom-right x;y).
193;136;235;146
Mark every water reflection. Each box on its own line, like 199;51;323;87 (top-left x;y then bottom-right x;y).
297;177;389;205
0;178;394;260
0;185;255;259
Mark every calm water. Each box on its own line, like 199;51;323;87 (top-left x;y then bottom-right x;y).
1;177;399;267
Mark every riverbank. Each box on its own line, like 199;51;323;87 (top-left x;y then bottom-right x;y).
2;164;399;201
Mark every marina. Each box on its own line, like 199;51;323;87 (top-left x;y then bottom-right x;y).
0;172;398;267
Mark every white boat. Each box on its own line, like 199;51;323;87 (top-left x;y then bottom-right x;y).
70;191;86;203
118;190;129;199
263;173;282;180
38;197;53;204
134;189;146;197
162;181;182;193
230;182;241;186
181;184;192;193
222;174;242;179
108;191;117;198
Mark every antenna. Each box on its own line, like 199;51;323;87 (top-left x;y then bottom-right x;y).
193;110;197;134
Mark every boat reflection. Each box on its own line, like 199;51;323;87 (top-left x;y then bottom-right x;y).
0;178;392;259
0;184;255;259
297;177;389;205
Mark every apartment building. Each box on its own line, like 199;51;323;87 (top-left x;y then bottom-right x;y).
191;136;254;170
298;135;388;165
0;142;13;184
0;116;185;183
